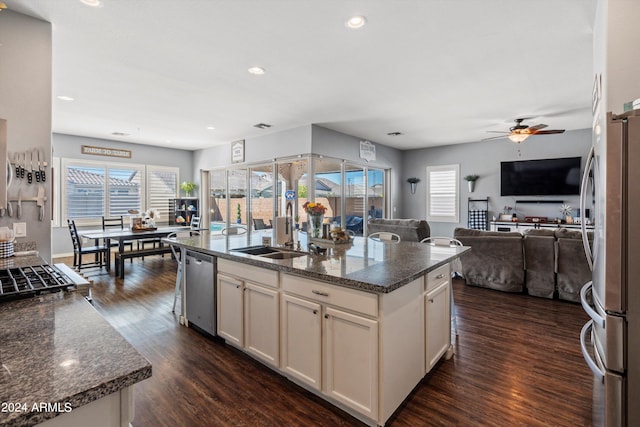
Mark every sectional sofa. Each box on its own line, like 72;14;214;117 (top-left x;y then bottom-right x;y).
453;227;592;302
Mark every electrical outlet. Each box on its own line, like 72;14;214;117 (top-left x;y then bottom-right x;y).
13;222;27;238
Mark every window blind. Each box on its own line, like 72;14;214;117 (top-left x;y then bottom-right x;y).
426;164;459;223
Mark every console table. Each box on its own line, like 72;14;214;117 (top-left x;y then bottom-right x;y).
489;221;594;234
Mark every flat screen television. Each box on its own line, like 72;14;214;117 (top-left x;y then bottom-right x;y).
500;157;582;196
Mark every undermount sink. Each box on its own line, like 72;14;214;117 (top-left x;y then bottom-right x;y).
231;246;280;256
258;251;306;260
230;245;306;260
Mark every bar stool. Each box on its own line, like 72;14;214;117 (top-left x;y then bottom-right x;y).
167;230;200;313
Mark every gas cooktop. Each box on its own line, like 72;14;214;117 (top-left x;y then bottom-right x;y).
0;264;78;302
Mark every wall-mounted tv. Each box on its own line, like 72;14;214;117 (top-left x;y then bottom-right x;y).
500;157;582;196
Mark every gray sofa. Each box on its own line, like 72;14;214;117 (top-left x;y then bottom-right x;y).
453;228;526;293
368;218;430;242
454;227;592;302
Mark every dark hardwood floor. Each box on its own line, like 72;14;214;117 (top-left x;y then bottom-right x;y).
55;256;593;426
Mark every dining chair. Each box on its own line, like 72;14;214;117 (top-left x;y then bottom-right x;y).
252;218;268;230
167;230;201;313
67;218;109;271
190;216;201;230
367;231;401;243
222;226;248;235
421;236;463;336
102;216;134;258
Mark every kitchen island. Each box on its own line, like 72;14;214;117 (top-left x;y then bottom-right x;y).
168;231;468;426
0;291;152;427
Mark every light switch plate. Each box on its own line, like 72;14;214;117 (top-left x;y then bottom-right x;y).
13;222;27;238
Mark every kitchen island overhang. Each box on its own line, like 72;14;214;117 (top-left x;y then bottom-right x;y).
167;231;468;426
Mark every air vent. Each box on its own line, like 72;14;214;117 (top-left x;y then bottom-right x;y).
111;132;130;136
387;131;403;136
253;123;272;129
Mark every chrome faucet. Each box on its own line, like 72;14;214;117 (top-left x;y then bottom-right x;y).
285;202;294;248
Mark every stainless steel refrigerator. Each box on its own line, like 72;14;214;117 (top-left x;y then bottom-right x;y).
580;110;640;426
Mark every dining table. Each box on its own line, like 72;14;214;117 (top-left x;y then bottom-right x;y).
80;225;190;272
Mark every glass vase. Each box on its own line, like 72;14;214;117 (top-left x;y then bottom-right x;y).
309;214;323;239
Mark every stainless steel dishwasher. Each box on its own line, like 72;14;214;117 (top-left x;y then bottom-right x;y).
185;250;216;336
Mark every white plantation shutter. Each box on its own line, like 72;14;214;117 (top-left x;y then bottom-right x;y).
147;166;179;223
62;159;175;226
63;160;145;225
108;167;143;217
66;165;106;219
426;164;459;223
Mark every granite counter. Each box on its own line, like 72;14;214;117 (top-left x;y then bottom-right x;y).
0;292;152;427
166;231;469;293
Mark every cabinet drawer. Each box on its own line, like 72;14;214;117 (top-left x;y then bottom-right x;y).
218;259;279;288
281;274;378;318
426;264;449;292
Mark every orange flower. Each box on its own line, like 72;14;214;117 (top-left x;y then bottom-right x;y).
303;201;327;215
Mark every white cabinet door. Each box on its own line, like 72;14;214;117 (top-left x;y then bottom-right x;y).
280;293;322;390
425;280;450;372
325;306;378;420
217;273;244;347
244;282;280;367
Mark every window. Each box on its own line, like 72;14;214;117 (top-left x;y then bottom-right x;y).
62;158;178;226
426;164;459;223
147;166;179;223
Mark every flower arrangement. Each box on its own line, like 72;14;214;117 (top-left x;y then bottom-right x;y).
144;208;161;220
143;208;161;228
464;174;479;182
560;204;573;216
503;206;513;215
180;181;196;196
303;201;327;216
407;177;420;184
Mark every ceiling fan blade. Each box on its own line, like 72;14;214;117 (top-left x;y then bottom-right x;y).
485;131;510;134
528;124;548;131
531;129;565;135
481;135;508;141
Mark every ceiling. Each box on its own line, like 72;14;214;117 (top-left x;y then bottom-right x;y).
3;0;597;151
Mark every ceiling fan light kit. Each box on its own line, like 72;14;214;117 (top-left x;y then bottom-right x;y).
508;133;530;143
484;118;565;143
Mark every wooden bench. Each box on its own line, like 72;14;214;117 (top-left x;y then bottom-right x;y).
114;246;173;279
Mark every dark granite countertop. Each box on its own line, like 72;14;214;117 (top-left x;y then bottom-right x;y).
0;292;152;427
0;255;48;270
166;231;469;293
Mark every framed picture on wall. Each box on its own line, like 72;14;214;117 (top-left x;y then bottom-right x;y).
231;140;245;164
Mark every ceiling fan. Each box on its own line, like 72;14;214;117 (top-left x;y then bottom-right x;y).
484;118;565;143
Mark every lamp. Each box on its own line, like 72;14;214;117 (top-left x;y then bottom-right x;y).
407;177;420;194
508;133;530;143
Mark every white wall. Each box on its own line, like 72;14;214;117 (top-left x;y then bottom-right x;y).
193;125;312;181
401;129;592;237
0;11;52;260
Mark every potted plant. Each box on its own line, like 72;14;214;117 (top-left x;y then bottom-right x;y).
407;177;420;194
236;203;242;224
464;174;479;192
180;181;196;197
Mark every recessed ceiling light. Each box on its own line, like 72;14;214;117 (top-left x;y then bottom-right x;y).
57;95;75;101
248;66;266;75
80;0;102;7
346;15;367;29
207;126;216;130
253;123;272;129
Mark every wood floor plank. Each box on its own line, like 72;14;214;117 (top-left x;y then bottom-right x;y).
54;256;593;426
